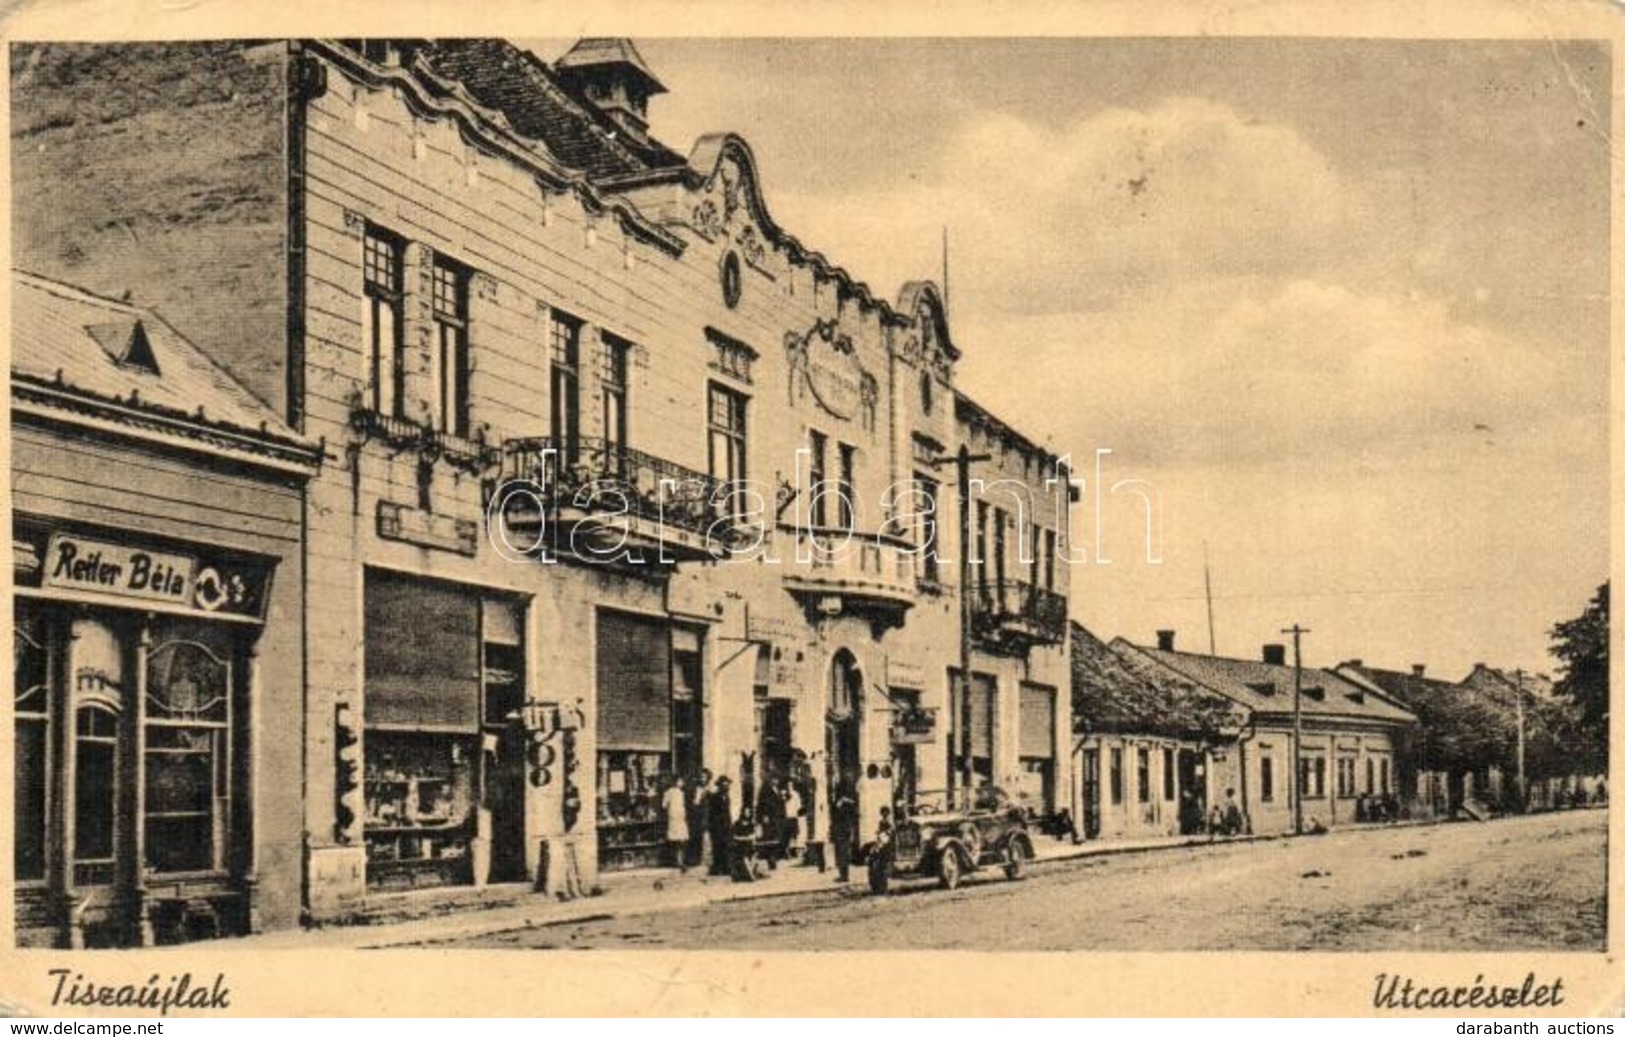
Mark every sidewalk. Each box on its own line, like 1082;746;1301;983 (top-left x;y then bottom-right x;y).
233;828;1255;950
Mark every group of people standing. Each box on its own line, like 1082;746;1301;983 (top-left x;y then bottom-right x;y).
659;770;816;878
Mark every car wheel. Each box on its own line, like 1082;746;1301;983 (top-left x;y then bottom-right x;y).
938;846;962;891
868;853;891;895
1004;838;1029;880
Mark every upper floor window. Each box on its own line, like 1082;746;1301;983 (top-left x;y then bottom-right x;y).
975;501;990;592
837;443;856;532
362;225;405;417
708;383;749;521
1043;528;1057;591
550;311;582;464
807;430;828;527
431;256;471;436
601;333;632;462
992;506;1008;597
914;473;941;584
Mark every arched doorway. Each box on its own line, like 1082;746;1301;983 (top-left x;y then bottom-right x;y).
826;650;863;828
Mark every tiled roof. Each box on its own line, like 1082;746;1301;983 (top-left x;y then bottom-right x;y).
1336;663;1477;712
1072;624;1245;739
1463;663;1555;701
954;391;1064;468
421;38;686;179
1121;642;1417;725
554;38;667;95
11;270;313;455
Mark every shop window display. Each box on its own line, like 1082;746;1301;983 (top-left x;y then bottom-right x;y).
363;732;476;888
145;635;231;874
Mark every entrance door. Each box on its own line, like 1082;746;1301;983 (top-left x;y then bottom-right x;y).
481;615;528;885
760;698;792;782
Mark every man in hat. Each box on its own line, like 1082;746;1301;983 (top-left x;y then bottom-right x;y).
830;775;858;883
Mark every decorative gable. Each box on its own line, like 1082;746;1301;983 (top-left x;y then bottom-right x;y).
688;149;772;273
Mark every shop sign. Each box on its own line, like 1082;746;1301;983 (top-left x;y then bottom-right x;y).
890;706;938;745
887;658;927;689
41;533;267;618
746;613;797;645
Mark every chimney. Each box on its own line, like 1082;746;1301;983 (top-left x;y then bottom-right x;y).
1347;658;1363;667
1261;644;1287;666
1156;629;1176;652
1411;664;1426;677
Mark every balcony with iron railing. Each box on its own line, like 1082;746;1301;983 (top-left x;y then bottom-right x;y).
494;436;740;564
971;577;1069;651
779;525;920;633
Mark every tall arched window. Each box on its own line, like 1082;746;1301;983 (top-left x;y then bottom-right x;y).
146;635;232;874
73;698;120;888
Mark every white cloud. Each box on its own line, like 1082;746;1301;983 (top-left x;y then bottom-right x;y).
767;98;1358;314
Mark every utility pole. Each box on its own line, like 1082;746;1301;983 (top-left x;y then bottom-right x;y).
930;443;988;802
1281;624;1311;835
1514;668;1527;812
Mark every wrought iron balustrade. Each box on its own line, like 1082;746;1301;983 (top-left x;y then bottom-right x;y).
971;578;1069;647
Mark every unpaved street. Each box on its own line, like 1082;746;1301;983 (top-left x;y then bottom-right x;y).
434;810;1605;951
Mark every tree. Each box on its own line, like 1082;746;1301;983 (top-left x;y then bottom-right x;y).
1549;581;1609;772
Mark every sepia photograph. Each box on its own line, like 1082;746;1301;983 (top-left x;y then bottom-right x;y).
0;0;1616;1018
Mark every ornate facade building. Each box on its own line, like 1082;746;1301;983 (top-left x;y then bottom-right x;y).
12;37;1073;938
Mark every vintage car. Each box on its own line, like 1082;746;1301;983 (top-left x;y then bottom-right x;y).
865;785;1035;894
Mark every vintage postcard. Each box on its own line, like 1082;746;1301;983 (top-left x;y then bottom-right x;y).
0;0;1618;1018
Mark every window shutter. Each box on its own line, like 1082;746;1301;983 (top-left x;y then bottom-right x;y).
364;572;481;730
1019;683;1055;759
969;674;995;758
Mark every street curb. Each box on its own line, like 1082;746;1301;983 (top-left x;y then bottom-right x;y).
371;877;860;948
367;832;1297;946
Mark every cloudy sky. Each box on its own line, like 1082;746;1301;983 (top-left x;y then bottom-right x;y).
535;37;1610;677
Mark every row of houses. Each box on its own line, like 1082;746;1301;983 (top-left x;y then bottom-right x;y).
10;37;1073;948
1069;626;1588;844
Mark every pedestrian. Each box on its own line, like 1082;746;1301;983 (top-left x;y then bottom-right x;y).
707;775;734;877
831;775;858;883
757;772;788;869
660;774;689;874
685;768;710;869
783;777;804;859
